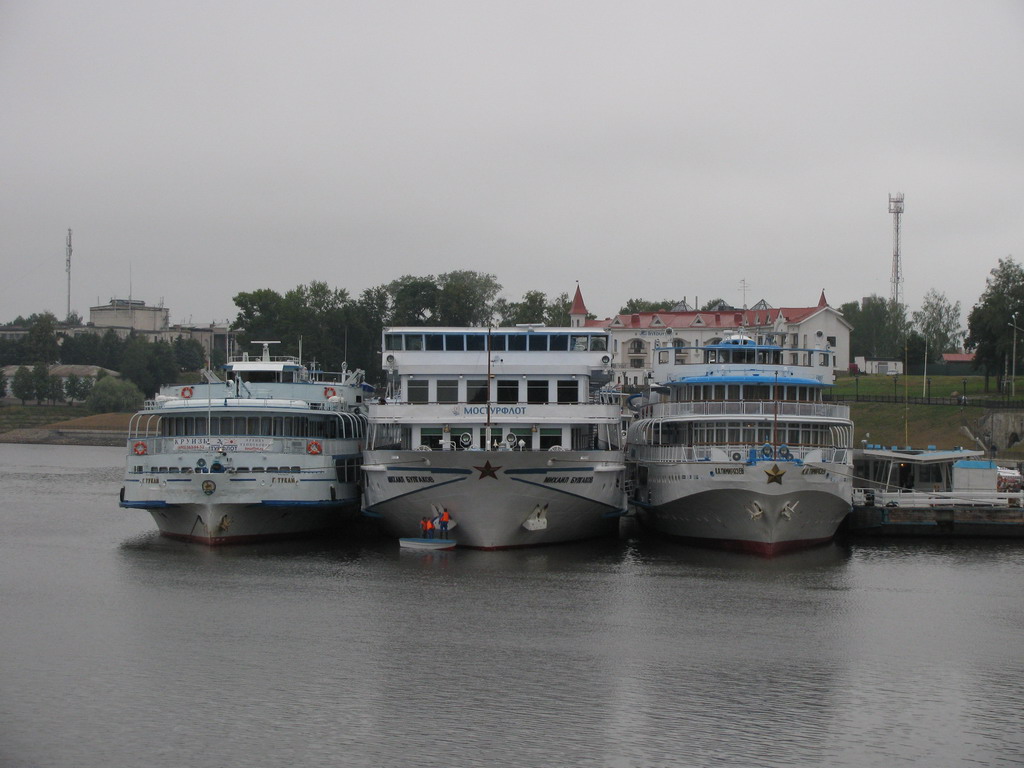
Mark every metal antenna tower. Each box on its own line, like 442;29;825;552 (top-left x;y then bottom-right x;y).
888;193;904;306
65;229;73;320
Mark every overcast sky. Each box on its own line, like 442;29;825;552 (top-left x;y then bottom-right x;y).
2;0;1021;328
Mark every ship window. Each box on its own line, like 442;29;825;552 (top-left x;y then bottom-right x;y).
496;380;519;404
436;380;459;403
539;428;562;450
571;335;588;351
727;385;740;400
466;334;486;351
445;335;465;351
549;334;569;351
528;334;547;351
658;350;669;364
591;335;607;351
466;379;488;404
426;334;444;351
489;335;507;351
507;334;527;351
404;334;424;351
407;380;428;403
419;428;445;450
384;334;403;351
527;380;548;404
557;380;578;403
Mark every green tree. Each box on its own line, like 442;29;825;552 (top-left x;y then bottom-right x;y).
120;338;178;397
434;270;501;326
25;313;60;363
99;329;126;371
842;295;909;359
12;366;34;404
172;336;206;371
86;376;144;413
59;332;102;365
31;362;49;404
64;373;82;405
966;257;1024;387
544;292;574;327
619;298;678;314
231;288;285;341
0;369;5;398
47;374;65;404
913;289;963;356
388;275;440;325
700;298;729;312
497;290;549;325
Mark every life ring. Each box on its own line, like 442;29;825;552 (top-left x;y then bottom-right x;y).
779;445;792;460
180;386;193;399
132;441;147;455
730;451;742;462
761;444;773;459
307;440;323;455
323;387;336;398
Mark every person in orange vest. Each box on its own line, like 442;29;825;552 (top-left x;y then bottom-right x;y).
420;516;434;539
438;507;451;539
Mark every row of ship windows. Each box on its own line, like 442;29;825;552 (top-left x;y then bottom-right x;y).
130;458;361;481
385;332;608;353
642;422;837;446
158;414;366;439
405;379;582;404
683;385;822;402
656;349;834;367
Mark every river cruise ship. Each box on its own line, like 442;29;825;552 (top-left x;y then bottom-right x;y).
120;342;369;544
361;326;628;548
626;333;853;555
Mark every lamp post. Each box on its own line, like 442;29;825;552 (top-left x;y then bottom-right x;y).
1008;313;1022;399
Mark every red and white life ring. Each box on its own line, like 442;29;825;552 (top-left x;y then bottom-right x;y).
133;441;148;455
180;386;194;399
306;440;323;455
323;387;336;398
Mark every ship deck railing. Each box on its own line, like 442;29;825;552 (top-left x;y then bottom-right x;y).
627;443;849;465
638;400;850;420
125;435;356;457
852;487;1024;508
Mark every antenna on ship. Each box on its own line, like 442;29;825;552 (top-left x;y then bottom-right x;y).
65;229;72;321
888;193;904;307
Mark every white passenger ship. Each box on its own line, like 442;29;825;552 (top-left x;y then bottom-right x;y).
120;342;370;544
626;333;853;555
361;326;628;548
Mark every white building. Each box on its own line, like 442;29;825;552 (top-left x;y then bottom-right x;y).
569;288;852;389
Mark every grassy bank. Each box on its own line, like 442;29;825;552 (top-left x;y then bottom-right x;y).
0;404;132;434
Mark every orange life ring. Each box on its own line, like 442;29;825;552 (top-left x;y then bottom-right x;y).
306;440;323;455
133;441;147;455
180;386;193;399
323;387;336;398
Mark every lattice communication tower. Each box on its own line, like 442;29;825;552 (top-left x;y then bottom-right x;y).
888;193;904;306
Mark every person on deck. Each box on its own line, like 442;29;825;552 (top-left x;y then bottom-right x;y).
438;507;450;539
420;516;434;539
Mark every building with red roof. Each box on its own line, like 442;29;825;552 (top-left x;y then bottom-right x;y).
571;288;852;388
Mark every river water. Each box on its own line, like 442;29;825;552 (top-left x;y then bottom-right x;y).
1;444;1022;767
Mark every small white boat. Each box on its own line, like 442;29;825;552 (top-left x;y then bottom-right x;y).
399;537;457;551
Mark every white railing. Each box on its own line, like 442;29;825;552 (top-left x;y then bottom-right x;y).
852;488;1024;509
126;436;350;457
627;443;848;464
638;401;849;420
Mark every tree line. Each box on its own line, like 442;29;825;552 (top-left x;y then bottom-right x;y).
3;260;1022;403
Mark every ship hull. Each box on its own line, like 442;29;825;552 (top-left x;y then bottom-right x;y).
121;455;361;545
134;500;360;544
634;462;852;556
362;449;627;549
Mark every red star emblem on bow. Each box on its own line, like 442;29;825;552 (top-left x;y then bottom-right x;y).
474;460;501;479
